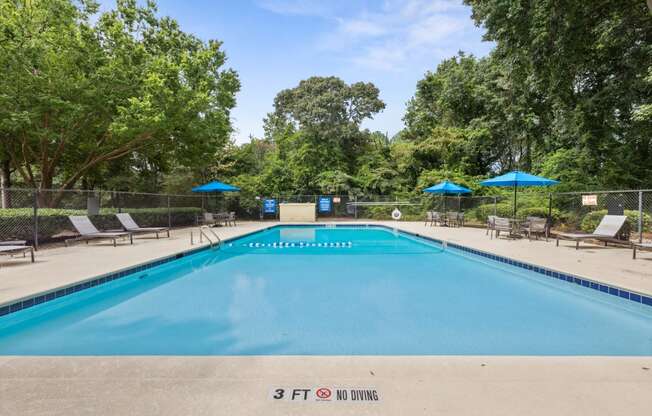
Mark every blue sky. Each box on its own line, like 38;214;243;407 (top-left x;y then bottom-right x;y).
102;0;493;143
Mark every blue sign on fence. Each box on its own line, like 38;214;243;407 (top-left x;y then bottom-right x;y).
263;199;277;214
318;197;332;213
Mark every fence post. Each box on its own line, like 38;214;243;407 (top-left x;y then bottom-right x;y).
354;195;358;219
638;191;643;243
493;197;497;216
548;193;553;222
32;190;39;250
167;195;172;228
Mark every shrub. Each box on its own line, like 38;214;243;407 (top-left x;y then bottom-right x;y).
517;207;562;223
465;202;513;223
580;210;651;233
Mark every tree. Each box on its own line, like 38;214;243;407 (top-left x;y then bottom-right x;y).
0;0;239;205
465;0;652;186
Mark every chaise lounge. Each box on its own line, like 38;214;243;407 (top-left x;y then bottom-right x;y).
632;242;652;259
555;215;628;249
116;213;170;239
0;241;34;264
66;216;133;247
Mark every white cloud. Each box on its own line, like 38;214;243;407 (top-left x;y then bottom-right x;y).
339;18;387;37
300;0;475;71
256;0;340;17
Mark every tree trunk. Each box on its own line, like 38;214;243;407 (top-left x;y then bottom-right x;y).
1;157;11;208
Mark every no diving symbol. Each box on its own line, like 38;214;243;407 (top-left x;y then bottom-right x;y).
316;388;331;400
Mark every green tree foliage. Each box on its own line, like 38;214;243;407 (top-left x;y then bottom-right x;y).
0;0;239;204
464;0;652;187
243;76;387;195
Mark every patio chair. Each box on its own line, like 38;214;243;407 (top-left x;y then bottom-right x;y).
458;212;465;227
0;240;34;263
632;242;652;259
447;211;460;227
486;215;497;236
200;212;218;227
425;211;435;226
227;211;237;226
431;212;443;226
65;216;133;247
521;216;549;241
492;217;514;239
116;213;170;239
555;215;628;249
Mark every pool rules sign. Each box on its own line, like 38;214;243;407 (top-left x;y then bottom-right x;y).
269;387;380;403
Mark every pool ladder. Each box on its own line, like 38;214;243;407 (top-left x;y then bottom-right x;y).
193;226;222;249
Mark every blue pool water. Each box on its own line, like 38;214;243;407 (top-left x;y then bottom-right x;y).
1;226;651;355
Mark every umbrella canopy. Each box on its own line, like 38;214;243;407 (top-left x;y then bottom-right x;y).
480;171;559;187
192;180;240;193
480;171;559;217
423;180;472;195
424;180;471;213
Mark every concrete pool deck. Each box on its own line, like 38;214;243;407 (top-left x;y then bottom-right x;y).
1;356;651;415
1;221;651;415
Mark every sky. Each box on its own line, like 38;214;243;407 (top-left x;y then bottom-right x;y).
101;0;494;143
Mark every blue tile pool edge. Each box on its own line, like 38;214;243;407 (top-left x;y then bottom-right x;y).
0;225;277;317
1;223;650;318
389;226;652;310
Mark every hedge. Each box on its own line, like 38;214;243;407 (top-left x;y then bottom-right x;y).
0;207;202;243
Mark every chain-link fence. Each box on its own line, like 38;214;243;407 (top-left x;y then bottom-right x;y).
2;187;651;247
0;188;205;247
551;190;651;242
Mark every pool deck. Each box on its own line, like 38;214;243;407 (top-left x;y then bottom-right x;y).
1;221;651;415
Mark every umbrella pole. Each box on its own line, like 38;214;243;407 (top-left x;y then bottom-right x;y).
513;184;517;218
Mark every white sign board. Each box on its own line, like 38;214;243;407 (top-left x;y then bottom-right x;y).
582;195;598;206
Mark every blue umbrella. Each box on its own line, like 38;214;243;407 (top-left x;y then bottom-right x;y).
192;181;240;193
423;180;472;195
480;171;559;217
192;181;240;213
423;180;471;212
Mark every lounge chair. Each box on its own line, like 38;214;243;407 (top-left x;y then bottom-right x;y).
492;217;514;239
0;241;34;263
632;242;652;259
116;213;170;239
555;215;628;249
66;216;133;247
521;216;549;241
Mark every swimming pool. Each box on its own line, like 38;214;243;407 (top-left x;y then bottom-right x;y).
1;225;651;355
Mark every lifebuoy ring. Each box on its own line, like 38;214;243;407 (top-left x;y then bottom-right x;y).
391;208;402;220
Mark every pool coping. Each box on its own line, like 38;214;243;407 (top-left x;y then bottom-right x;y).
1;223;651;318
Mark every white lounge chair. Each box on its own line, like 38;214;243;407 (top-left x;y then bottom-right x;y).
0;241;34;263
555;215;628;249
116;213;170;239
66;216;133;247
632;242;652;259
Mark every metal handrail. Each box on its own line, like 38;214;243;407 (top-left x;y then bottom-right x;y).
199;226;222;249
